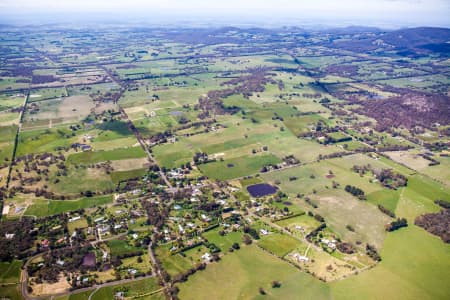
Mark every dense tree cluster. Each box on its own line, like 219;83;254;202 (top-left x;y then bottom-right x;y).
385;218;408;232
141;200;169;230
415;209;450;243
345;185;366;200
0;218;36;261
366;244;381;261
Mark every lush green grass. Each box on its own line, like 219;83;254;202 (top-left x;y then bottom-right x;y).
311;189;390;249
178;244;330;300
65;277;162;300
331;225;450;300
155;244;195;277
67;146;146;164
0;284;22;300
198;154;281;180
17;128;75;156
366;189;401;213
48;166;114;195
275;214;322;234
107;239;143;257
110;168;147;184
202;228;243;252
25;195;112;217
258;233;302;257
152;138;197;169
29;87;67;102
0;260;22;284
93;277;161;300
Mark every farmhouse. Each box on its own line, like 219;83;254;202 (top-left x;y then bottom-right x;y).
201;252;212;261
69;216;81;222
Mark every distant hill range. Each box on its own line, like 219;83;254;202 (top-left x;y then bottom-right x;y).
331;27;450;56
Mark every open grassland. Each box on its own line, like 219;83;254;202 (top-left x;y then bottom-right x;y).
16;127;76;156
311;189;390;249
23;95;94;128
202;228;243;252
107;239;143;257
156;244;205;276
198;154;281;180
24;195;112;217
0;284;21;300
29;87;67;102
0;93;24;110
275;214;322;234
48;166;114;194
67;146;146;164
0;125;17;162
258;232;302;257
331;225;450;300
0;260;22;284
111;168;148;184
57;277;163;300
178;244;330;300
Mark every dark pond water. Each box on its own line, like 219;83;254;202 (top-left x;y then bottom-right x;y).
247;183;278;197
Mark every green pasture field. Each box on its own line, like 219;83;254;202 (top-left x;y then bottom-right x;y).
152;139;196;169
22;95;94;128
198;154;281;180
120;253;152;274
178;244;330;300
202;228;243;252
0;284;21;300
47;165;114;194
309;189;390;249
0;77;29;91
0;125;17;162
67;218;88;234
283;114;329;136
67;146;146;164
24;195;112;217
0;260;22;284
331;225;450;300
0;110;20;127
110;168;147;184
258;232;302;257
62;277;162;300
28;87;67;102
275;214;322;234
16;127;77;156
67;82;120;96
0;93;24;111
155;243;196;277
107;239;143;257
366;189;400;213
296;55;355;69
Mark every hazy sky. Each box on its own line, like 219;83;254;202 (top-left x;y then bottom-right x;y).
1;0;449;28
